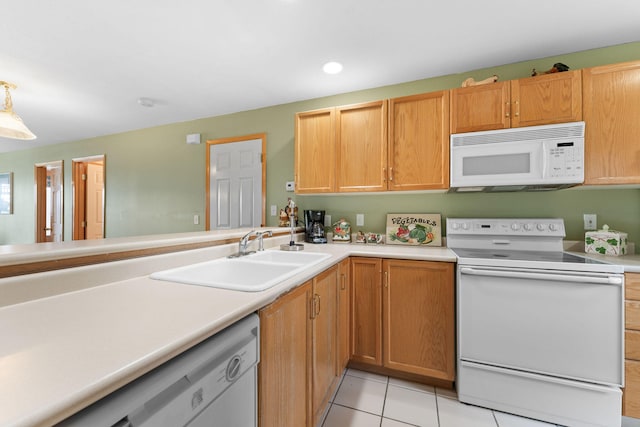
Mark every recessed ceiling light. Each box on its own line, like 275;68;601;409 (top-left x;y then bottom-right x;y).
137;97;155;107
323;61;343;75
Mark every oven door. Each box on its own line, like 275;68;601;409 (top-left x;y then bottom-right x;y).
458;265;624;386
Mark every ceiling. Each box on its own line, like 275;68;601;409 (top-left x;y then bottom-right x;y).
2;0;639;153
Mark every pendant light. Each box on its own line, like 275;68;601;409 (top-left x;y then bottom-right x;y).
0;81;36;140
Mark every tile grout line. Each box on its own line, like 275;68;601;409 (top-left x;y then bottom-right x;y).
379;375;389;427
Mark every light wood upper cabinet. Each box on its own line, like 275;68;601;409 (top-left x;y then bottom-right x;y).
294;108;336;193
511;70;582;128
388;91;450;190
583;60;640;185
382;259;455;380
450;81;510;133
258;282;311;427
295;93;450;193
336;101;388;192
350;257;383;366
450;71;582;134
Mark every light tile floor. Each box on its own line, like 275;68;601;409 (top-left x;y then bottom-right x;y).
321;368;640;427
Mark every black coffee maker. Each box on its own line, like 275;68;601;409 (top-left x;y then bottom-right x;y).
304;210;327;244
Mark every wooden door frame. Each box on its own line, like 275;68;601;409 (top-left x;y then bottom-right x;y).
72;155;105;240
34;160;63;243
205;133;266;230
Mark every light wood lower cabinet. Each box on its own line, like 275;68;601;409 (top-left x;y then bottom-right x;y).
350;257;455;382
311;265;340;427
258;282;312;427
258;264;342;427
383;259;455;380
624;273;640;418
350;257;383;366
337;258;351;370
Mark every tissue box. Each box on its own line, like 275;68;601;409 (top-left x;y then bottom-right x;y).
585;225;628;256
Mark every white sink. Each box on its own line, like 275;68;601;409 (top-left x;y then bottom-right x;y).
150;250;331;292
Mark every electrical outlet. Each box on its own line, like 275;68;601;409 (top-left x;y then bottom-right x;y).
324;214;332;227
356;214;364;227
270;205;277;216
285;181;295;192
193;214;199;225
583;214;597;230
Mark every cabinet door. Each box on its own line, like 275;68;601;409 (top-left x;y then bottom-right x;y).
311;265;339;427
450;81;510;133
337;258;351;370
258;282;311;427
510;70;582;128
583;60;640;185
388;91;450;190
382;259;455;380
336;101;388;192
350;257;382;366
625;360;640;418
294;108;335;193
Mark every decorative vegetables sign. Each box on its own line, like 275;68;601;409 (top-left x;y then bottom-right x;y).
386;214;442;246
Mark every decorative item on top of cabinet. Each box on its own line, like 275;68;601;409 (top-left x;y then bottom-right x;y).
388;91;450;190
461;75;499;87
450;70;582;133
583;60;640;185
624;272;640;418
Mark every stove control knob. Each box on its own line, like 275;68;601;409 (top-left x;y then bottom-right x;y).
549;223;559;231
461;223;470;230
511;223;521;231
536;223;546;231
450;222;460;230
524;223;533;231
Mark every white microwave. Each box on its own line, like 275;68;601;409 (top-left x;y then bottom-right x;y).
449;121;585;192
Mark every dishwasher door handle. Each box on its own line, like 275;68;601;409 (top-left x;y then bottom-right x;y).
460;267;623;285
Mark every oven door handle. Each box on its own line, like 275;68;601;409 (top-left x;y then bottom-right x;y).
459;267;623;285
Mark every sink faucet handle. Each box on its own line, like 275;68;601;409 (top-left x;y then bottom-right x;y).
255;230;273;251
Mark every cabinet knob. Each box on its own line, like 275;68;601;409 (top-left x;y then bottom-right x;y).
514;100;520;117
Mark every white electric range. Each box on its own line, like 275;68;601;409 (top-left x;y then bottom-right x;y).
447;218;624;427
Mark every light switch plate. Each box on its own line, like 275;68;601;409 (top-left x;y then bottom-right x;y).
270;205;277;216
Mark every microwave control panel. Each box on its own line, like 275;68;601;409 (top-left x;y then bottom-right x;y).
545;140;583;178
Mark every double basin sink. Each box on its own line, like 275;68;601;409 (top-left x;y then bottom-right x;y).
150;250;331;292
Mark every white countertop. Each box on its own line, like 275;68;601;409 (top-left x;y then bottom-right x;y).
0;238;456;427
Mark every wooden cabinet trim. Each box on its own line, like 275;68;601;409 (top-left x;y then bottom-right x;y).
626;273;640;301
624;359;640;418
627;300;640;331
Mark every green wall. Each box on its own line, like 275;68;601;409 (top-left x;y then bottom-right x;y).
1;42;639;249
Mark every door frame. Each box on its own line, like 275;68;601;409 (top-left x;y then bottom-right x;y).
34;160;64;243
72;155;106;240
206;133;266;230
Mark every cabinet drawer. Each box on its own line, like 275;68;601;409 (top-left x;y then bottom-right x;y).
627;330;640;361
627;300;640;331
627;273;640;301
624;359;640;418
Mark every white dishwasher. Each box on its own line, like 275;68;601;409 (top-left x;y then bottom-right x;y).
58;314;259;427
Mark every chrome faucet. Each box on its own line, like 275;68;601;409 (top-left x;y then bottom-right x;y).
230;230;273;257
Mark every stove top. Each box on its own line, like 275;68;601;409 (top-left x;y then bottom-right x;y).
451;248;607;265
446;218;624;274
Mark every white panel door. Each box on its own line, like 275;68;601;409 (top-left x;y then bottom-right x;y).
210;138;262;229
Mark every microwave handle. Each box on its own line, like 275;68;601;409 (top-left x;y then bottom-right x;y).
459;267;623;286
